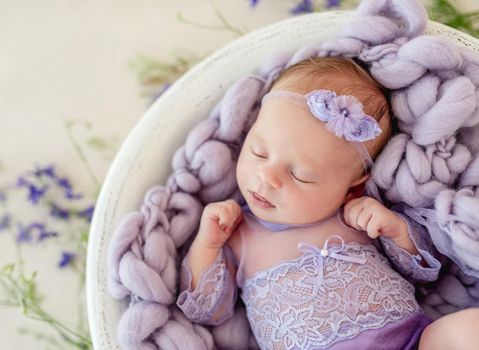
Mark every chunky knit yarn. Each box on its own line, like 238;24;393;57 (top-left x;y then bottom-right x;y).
107;0;479;348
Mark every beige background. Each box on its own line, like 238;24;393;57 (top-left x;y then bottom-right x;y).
1;0;478;349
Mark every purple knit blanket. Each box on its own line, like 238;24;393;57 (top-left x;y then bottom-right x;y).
107;0;479;348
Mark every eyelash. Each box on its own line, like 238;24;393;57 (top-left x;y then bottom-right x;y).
250;149;313;184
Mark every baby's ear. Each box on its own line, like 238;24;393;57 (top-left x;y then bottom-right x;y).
343;184;364;204
351;173;370;187
343;174;370;204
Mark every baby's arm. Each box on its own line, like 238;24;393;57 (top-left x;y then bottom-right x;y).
177;242;238;325
343;197;441;283
176;199;243;325
378;202;442;283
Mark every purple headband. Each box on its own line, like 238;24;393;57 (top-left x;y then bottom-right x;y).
261;89;382;172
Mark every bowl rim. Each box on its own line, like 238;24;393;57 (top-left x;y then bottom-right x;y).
86;9;479;350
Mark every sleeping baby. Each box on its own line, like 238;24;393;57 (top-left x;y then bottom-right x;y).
176;57;478;349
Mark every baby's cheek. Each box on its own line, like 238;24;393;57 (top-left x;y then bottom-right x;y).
296;188;334;220
235;155;248;191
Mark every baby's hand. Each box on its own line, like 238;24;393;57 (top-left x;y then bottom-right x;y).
196;199;243;250
343;197;408;240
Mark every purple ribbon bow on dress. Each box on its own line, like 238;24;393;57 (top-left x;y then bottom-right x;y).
297;235;367;286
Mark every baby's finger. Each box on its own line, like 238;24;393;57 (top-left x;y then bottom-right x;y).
345;205;365;231
230;212;244;232
223;208;242;232
343;197;366;211
227;200;242;219
366;218;381;239
217;206;234;227
356;208;373;232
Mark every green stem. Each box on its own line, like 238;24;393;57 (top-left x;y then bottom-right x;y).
18;328;65;350
65;120;101;195
176;0;246;37
211;0;246;36
1;266;91;349
0;299;19;307
465;10;479;19
26;303;91;347
0;189;26;267
428;0;479;37
15;290;91;348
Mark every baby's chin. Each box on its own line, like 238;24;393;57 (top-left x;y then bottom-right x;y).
250;203;340;225
247;204;302;225
245;199;282;221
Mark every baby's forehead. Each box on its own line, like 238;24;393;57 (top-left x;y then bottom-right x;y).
250;101;357;167
271;68;387;123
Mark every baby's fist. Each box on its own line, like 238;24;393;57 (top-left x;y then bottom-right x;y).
343;196;408;240
196;199;243;249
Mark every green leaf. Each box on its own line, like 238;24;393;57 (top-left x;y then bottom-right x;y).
87;137;109;151
2;263;14;275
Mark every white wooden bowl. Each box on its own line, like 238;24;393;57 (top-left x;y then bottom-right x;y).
86;10;479;350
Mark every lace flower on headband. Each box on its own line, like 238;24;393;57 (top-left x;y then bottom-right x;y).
305;90;382;142
261;89;384;172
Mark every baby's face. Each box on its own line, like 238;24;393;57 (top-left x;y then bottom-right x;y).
236;95;368;224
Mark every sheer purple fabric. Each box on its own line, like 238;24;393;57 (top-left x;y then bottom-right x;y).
107;0;479;347
177;205;440;349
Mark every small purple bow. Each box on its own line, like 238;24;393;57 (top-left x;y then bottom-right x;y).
261;89;382;171
297;235;367;286
305;90;382;142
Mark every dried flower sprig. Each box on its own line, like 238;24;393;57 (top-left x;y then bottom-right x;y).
0;262;92;349
429;0;479;38
135;0;478;105
178;0;248;37
129;50;201;103
0;119;114;348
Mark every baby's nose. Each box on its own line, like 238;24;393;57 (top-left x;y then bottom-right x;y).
257;166;281;190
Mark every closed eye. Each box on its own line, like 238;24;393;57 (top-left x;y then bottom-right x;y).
290;171;314;184
251;147;315;184
251;148;267;159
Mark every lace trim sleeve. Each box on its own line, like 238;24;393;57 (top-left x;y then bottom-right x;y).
176;244;238;325
379;203;441;284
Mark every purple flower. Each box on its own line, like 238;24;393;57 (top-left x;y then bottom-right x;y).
16;176;29;187
0;215;10;231
16;222;58;243
305;89;382;142
77;206;94;223
56;177;83;200
50;203;70;220
306;90;337;121
58;251;75;268
33;164;56;179
16;223;35;242
18;165;85;204
38;229;58;241
28;184;49;204
56;177;71;189
290;0;313;14
16;176;49;204
249;0;259;7
348;118;383;142
326;0;341;8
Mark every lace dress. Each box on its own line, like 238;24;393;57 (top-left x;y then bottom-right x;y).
177;203;441;349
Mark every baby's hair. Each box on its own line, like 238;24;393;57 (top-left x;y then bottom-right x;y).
270;56;392;178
